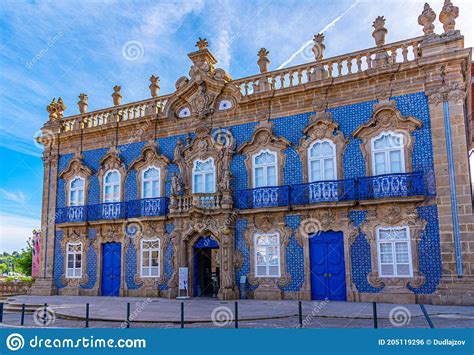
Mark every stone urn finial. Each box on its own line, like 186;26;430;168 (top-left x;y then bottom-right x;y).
77;93;88;114
439;0;459;34
149;75;160;97
195;37;208;51
312;33;325;61
372;16;388;47
257;48;270;73
418;3;436;36
112;85;122;106
47;98;58;120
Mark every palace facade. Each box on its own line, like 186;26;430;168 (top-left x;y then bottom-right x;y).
33;2;474;305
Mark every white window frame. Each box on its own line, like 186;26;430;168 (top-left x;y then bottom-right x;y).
66;242;82;278
254;233;281;278
192;158;216;194
141;166;161;199
140;239;160;278
68;176;85;206
371;131;405;176
252;149;278;188
308;139;337;182
103;169;121;203
376;226;413;278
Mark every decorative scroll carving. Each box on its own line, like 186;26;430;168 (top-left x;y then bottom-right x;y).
353;99;422;175
243;214;292;299
439;0;459;34
97;146;126;203
238;120;290;187
425;81;466;106
47;97;66;121
128;140;169;199
59;227;90;290
60;153;93;206
190;83;215;119
360;204;427;289
418;3;436;36
297;112;348;182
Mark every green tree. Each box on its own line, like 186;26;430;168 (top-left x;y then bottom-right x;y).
14;238;33;276
0;263;7;275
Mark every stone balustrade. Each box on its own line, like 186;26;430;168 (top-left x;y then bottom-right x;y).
170;192;231;213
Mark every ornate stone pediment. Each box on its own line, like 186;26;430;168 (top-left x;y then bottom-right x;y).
97;146;126;202
353;99;422;175
238;119;290;187
60;153;93;180
297;112;348;181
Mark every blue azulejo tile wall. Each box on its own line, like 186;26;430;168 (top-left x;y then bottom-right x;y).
282;215;304;292
53;230;66;289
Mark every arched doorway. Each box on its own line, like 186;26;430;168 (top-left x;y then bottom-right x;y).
193;236;220;297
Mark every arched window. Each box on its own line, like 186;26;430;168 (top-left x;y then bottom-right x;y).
142;166;160;198
308;140;337;182
252;150;278;188
140;239;160;277
69;177;85;206
254;233;281;277
103;170;121;203
192;158;215;193
371;132;405;175
66;242;82;278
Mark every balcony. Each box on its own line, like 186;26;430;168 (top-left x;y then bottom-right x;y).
357;171;425;201
127;198;168;218
87;202;127;221
291;179;356;206
170;193;231;213
56;206;87;224
236;186;290;210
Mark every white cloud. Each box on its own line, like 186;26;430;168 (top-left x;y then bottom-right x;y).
0;189;26;205
0;213;40;253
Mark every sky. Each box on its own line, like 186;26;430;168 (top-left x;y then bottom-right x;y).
0;0;473;253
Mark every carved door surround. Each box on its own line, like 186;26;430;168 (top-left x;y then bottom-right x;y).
295;208;358;302
353;99;422;175
179;216;238;300
97;146;127;203
297;111;349;182
243;214;292;300
238;119;291;188
60;153;93;207
359;204;426;291
128;140;170;199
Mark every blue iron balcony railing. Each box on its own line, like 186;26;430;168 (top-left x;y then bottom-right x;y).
291;179;356;205
55;206;87;224
87;202;127;221
357;171;425;200
127;197;168;217
236;186;290;209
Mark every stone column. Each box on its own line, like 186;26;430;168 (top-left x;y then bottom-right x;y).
218;227;238;300
425;66;474;304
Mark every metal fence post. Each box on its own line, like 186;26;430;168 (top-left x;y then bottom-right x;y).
180;302;184;329
235;302;238;329
21;304;25;326
0;302;3;323
419;304;434;328
372;302;378;329
43;303;48;326
126;302;130;328
299;301;303;328
85;303;90;328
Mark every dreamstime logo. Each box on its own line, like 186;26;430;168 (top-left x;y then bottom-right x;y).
33;306;56;326
298;218;322;239
211;306;233;327
213;128;234;148
389;306;411;327
33;129;56;150
122;40;144;61
6;333;25;351
123;218;144;238
300;44;314;62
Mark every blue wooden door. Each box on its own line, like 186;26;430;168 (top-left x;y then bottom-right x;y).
101;242;121;296
309;231;346;301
